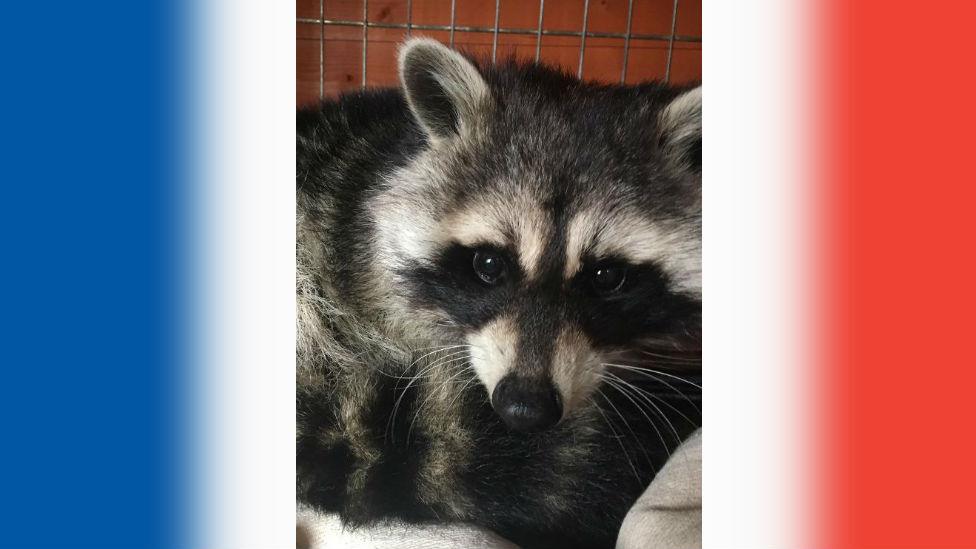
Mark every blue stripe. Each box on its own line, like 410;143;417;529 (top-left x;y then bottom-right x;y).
0;1;187;547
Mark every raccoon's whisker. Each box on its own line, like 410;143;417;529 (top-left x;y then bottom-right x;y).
418;348;472;370
603;370;699;429
399;348;471;390
403;341;467;348
603;373;688;446
387;348;470;441
400;345;479;378
637;336;697;351
608;376;694;455
632;359;700;370
596;382;659;465
406;344;471;361
387;372;428;441
388;348;475;440
603;363;703;390
603;363;702;416
637;357;701;368
371;369;414;380
635;349;702;363
426;349;475;370
412;348;486;385
442;351;484;412
406;361;475;440
600;374;674;452
615;351;700;369
590;392;643;485
402;346;471;380
395;346;468;380
376;345;470;381
413;358;473;399
637;351;701;364
445;371;480;410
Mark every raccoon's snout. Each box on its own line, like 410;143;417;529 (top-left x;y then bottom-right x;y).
491;375;562;433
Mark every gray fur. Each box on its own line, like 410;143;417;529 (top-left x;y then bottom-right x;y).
297;39;702;549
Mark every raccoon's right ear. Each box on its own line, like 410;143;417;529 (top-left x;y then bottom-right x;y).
398;38;491;142
657;86;702;178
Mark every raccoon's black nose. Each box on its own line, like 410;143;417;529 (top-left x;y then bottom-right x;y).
491;376;562;433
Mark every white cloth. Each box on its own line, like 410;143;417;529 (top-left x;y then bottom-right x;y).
616;429;702;549
297;507;518;549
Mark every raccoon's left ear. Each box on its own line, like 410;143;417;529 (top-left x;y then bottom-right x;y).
398;38;492;142
657;86;702;178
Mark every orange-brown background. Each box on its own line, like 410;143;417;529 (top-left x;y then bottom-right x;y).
297;0;701;106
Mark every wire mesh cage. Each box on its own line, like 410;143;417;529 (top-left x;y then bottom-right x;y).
297;0;701;106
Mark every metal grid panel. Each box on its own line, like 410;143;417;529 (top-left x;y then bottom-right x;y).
301;0;701;99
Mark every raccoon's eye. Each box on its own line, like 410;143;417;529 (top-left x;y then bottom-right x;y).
590;263;627;295
472;250;507;285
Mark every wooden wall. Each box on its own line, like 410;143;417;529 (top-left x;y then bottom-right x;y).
297;0;701;106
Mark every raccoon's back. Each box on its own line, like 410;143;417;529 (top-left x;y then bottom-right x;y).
297;357;701;549
297;89;425;201
296;90;427;365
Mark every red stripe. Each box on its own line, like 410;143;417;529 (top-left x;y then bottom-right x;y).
821;1;976;547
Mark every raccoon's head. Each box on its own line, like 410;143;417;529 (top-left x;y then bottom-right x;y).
372;38;701;433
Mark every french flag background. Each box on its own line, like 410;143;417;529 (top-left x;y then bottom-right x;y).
1;0;973;547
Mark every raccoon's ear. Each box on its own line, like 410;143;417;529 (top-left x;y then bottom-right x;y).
657;86;702;177
398;38;491;141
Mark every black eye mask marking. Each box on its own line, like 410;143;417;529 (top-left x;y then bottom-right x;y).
398;242;521;329
569;257;700;347
398;244;699;346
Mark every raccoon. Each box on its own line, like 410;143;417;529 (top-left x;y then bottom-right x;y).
297;38;702;549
